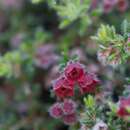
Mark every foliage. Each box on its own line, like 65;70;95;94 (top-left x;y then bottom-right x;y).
0;0;130;130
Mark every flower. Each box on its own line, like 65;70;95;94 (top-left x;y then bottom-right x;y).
63;113;78;125
63;99;77;115
97;47;121;67
97;49;111;66
51;60;100;100
92;121;108;130
64;61;85;82
49;99;78;125
80;124;88;130
79;73;100;94
117;97;130;119
53;76;74;98
103;0;116;13
53;61;100;97
49;103;63;119
117;0;128;12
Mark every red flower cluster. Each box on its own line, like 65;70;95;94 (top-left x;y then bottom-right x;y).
53;76;74;98
49;99;77;125
79;73;100;94
90;0;128;13
117;97;130;119
103;0;128;13
53;61;100;98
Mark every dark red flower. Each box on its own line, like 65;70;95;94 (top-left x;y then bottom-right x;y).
63;113;78;125
103;0;114;13
64;61;85;82
49;103;63;119
53;76;74;98
117;97;130;118
79;73;100;94
63;99;77;115
117;0;128;12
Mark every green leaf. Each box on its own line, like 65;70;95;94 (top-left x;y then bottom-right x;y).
84;95;95;108
51;0;91;29
92;24;117;45
107;53;116;61
108;101;118;114
121;19;130;35
59;19;72;29
126;106;130;113
0;59;12;77
32;0;42;4
4;51;21;63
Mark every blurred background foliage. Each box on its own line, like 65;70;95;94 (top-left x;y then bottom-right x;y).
0;0;130;130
